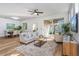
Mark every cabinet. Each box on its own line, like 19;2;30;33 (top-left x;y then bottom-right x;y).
63;42;78;56
63;42;71;56
70;42;77;56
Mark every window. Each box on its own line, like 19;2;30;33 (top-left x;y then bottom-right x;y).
6;23;15;31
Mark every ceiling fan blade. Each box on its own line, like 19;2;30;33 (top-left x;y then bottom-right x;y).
28;10;33;12
37;12;43;13
31;12;35;15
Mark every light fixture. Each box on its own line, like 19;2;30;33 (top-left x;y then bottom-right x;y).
10;17;20;20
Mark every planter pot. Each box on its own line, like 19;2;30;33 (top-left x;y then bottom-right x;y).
63;35;70;42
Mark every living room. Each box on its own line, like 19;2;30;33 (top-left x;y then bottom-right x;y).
0;3;79;56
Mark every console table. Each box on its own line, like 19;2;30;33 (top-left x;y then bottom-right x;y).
63;41;79;56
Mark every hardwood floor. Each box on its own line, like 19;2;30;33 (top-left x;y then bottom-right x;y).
0;37;62;56
53;44;62;56
0;37;24;56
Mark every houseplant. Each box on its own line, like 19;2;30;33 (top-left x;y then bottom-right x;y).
15;26;22;30
61;23;73;41
14;26;22;33
62;23;70;34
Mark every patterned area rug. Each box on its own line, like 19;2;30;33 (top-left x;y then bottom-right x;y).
16;40;57;56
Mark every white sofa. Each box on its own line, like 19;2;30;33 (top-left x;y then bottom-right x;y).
20;31;39;44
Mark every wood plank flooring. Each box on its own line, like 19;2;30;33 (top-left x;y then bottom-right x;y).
0;37;24;56
0;37;62;56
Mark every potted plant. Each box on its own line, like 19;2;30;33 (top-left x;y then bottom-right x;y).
62;23;73;41
62;23;70;34
14;26;22;33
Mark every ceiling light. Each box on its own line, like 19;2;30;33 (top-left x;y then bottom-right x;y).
10;17;20;20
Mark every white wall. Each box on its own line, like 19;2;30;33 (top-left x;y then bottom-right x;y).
0;18;20;37
22;13;68;36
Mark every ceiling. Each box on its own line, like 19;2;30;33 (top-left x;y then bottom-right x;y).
0;3;71;21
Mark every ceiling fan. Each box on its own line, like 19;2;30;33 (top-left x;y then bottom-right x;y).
28;9;43;15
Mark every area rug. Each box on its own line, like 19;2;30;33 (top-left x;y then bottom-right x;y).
16;41;57;56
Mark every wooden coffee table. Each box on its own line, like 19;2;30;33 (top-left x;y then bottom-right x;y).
34;40;47;47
